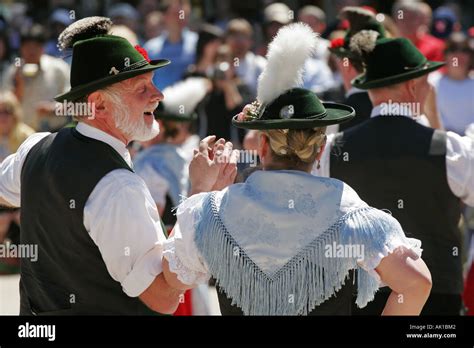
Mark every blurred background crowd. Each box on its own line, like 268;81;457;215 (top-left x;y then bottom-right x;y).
0;0;473;315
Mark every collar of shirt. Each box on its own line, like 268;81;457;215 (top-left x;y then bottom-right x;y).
370;103;431;127
345;87;365;99
371;103;417;119
76;122;132;167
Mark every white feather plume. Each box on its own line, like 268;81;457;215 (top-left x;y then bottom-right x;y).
162;77;209;115
257;23;318;105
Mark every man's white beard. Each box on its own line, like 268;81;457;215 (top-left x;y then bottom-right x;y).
113;103;160;142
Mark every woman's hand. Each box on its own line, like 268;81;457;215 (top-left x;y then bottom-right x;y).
211;138;239;191
189;136;238;195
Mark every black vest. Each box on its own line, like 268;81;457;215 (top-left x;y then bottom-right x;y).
330;116;462;295
20;127;155;315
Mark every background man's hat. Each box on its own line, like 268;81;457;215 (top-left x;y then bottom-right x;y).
329;6;386;59
54;17;169;102
154;77;210;122
232;23;354;130
351;35;445;89
264;3;293;25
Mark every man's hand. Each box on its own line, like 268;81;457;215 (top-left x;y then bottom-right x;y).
189;136;238;195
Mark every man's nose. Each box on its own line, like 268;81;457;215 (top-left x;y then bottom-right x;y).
151;85;164;102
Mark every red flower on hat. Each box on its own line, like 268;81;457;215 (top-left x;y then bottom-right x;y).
330;38;345;49
339;19;349;30
135;45;150;62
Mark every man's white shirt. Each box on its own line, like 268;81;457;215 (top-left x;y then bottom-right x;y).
0;122;165;297
314;104;474;207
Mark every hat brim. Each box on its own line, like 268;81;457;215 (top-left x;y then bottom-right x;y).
54;59;170;102
352;61;445;90
232;102;355;130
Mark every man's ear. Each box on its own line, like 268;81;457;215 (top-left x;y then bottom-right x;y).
88;92;107;119
406;79;417;100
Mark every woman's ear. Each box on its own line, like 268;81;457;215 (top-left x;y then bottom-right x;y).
257;132;269;160
316;141;326;161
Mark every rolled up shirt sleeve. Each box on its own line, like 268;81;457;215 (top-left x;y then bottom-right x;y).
446;131;474;207
0;132;50;206
163;193;211;285
84;169;167;297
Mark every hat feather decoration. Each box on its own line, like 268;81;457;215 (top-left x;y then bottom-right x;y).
349;29;380;56
232;22;356;129
58;16;112;51
257;23;318;106
349;29;380;65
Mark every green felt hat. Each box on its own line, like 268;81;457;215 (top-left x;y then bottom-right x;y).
55;35;169;102
329;7;386;60
232;88;355;130
352;37;445;89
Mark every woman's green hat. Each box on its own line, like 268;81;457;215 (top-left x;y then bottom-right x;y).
352;36;445;89
232;88;354;130
54;17;169;102
232;23;355;130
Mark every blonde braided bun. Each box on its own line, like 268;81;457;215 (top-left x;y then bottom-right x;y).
263;127;327;163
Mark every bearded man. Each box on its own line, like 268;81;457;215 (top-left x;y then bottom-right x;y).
0;17;186;315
